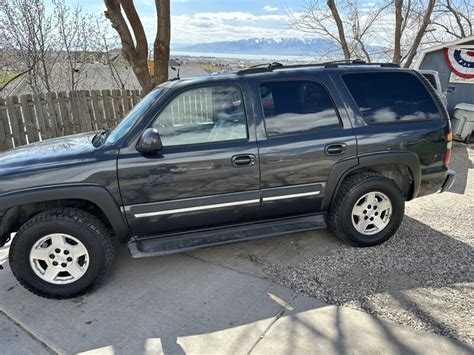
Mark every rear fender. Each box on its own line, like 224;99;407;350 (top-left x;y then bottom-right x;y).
322;151;421;210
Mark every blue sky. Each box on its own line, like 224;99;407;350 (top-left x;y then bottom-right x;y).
45;0;314;45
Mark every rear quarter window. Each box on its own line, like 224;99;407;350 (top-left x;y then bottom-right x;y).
343;72;441;124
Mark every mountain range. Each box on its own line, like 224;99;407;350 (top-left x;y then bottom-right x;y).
173;38;344;56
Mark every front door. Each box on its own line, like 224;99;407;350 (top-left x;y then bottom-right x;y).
118;83;260;237
250;76;357;219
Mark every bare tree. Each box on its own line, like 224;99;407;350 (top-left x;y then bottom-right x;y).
104;0;170;94
289;0;437;67
0;0;56;93
92;16;126;89
288;0;389;62
392;0;436;67
432;0;473;39
53;0;94;91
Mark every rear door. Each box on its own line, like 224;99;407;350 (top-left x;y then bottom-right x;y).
248;72;357;220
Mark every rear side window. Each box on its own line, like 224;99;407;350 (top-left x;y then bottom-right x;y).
422;73;438;90
260;81;340;137
343;72;441;124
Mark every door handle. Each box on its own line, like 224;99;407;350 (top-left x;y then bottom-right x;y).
325;143;347;156
232;154;256;167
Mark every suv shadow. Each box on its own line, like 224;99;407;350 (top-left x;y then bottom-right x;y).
448;142;473;194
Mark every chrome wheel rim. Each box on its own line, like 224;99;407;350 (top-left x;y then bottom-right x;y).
29;234;89;285
351;191;392;236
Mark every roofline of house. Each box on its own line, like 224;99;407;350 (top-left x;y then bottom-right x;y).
413;35;474;69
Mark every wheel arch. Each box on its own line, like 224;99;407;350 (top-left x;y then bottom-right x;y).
0;185;130;246
323;151;421;211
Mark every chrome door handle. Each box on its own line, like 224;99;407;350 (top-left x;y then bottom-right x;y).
325;143;347;156
232;154;256;167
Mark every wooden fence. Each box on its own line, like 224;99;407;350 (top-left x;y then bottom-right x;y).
0;89;142;152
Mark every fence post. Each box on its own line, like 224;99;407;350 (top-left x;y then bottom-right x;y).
131;90;140;106
0;98;13;151
122;89;131;114
111;89;124;123
102;90;115;128
6;96;25;147
91;90;106;130
57;92;72;135
20;94;40;143
46;92;63;137
33;93;49;140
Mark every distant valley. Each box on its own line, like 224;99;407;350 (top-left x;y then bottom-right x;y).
173;38;343;57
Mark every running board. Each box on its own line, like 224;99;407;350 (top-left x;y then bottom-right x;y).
128;214;326;258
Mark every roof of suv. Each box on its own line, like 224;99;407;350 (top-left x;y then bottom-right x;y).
164;60;410;88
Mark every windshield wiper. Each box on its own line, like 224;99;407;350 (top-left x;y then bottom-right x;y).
92;128;111;147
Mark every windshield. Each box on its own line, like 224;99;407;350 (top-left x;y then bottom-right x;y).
105;88;164;145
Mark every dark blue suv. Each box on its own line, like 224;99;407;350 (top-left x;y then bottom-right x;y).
0;62;456;298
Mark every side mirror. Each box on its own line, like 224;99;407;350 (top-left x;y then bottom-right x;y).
137;128;162;153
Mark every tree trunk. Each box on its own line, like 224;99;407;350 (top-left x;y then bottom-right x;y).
104;0;171;94
327;0;351;61
153;0;170;86
393;0;403;64
404;0;435;68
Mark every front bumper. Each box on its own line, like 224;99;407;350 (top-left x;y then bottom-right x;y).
440;169;456;193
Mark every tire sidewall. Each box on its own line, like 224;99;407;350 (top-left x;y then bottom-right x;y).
10;218;108;297
340;179;404;246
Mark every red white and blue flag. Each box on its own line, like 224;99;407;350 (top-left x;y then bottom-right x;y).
444;48;474;79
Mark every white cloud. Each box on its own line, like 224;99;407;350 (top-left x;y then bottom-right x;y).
140;11;307;45
263;5;279;12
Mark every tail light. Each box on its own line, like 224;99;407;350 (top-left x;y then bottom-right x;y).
443;132;453;166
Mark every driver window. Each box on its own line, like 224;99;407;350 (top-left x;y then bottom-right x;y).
152;85;248;146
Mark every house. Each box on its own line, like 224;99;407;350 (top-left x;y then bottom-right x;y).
414;36;474;116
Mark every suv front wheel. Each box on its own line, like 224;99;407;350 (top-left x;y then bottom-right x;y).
9;208;114;299
328;172;405;246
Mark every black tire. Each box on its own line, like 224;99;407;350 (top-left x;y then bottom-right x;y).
328;172;405;247
9;208;114;299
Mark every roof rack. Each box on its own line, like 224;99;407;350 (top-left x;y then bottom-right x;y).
236;59;400;75
236;62;283;75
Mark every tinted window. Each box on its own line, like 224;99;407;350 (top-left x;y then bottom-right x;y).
343;72;441;124
152;85;247;146
260;81;340;137
422;73;438;90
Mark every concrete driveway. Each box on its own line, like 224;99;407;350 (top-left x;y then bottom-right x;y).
0;246;471;354
0;143;473;354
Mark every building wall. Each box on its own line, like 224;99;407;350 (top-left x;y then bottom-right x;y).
419;41;474;116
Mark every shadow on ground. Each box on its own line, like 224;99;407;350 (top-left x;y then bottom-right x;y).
448;143;473;194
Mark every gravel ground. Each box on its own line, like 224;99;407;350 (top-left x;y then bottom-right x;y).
243;142;474;344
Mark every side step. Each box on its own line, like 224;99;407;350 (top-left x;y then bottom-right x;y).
128;214;327;258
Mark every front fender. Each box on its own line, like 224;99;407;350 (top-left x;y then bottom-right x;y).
0;184;130;245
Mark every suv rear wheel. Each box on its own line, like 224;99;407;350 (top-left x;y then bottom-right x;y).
328;172;405;246
9;208;114;299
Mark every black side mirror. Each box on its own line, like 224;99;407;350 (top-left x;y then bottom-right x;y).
137;128;162;153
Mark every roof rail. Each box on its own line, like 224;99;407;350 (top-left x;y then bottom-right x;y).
236;62;283;75
236;59;400;75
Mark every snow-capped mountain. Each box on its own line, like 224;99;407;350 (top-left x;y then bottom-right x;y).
174;38;342;56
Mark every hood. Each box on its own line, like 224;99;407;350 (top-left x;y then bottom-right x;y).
0;132;98;172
